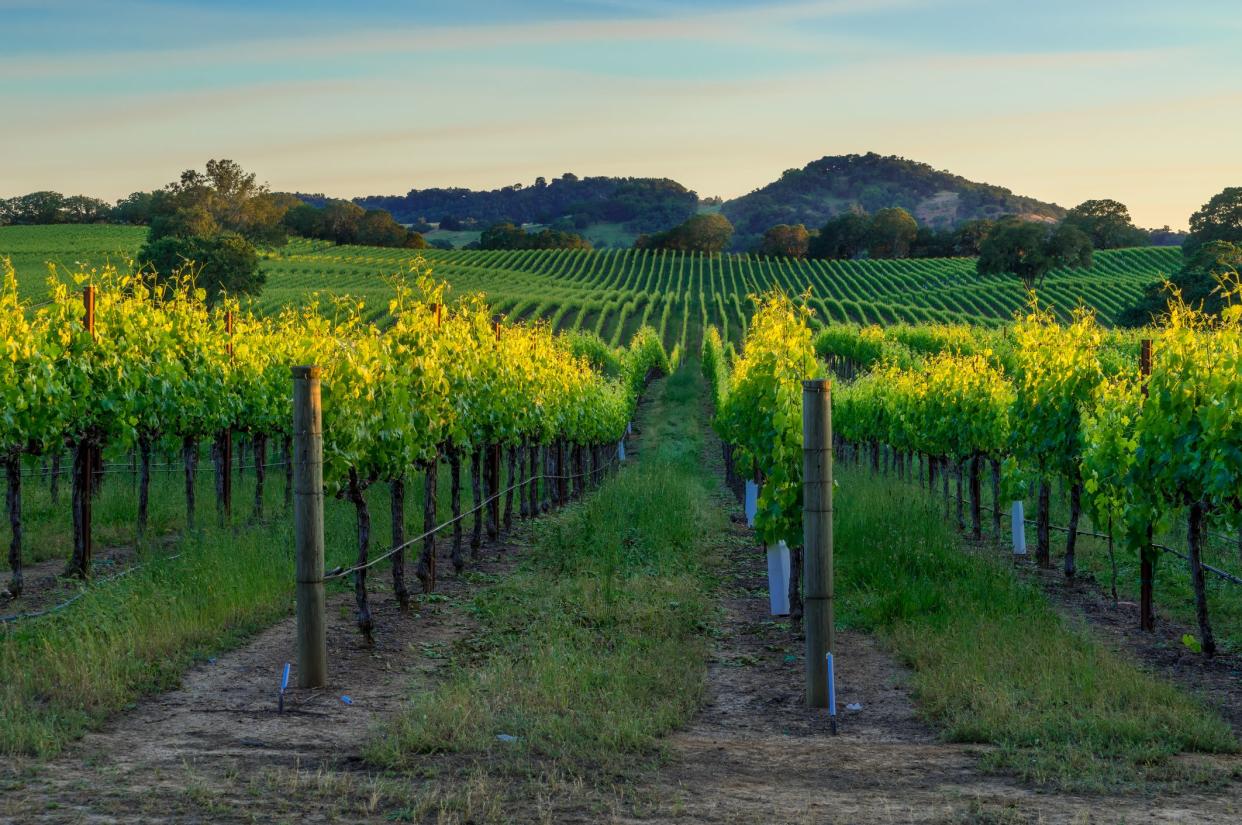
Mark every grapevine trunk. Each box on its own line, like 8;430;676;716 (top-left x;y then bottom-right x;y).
390;477;409;608
6;453;21;598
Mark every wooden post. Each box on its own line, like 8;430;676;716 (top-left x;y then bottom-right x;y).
802;379;834;709
222;310;234;520
1139;339;1155;632
292;366;327;688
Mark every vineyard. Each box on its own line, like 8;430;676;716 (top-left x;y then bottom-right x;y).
3;225;1242;819
705;292;1242;654
1;225;1180;350
0;254;673;752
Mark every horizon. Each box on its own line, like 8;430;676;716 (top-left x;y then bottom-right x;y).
3;1;1240;230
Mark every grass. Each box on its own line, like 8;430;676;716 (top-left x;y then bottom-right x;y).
833;465;1240;791
910;464;1242;654
368;361;725;773
1029;482;1242;656
0;521;292;755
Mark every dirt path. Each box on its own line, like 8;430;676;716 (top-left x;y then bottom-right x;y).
0;540;522;824
6;384;1242;824
627;508;1242;824
620;422;1242;824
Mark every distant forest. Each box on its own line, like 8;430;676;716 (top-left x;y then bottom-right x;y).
329;175;700;234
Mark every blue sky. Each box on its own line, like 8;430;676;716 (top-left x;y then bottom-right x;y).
2;0;1239;228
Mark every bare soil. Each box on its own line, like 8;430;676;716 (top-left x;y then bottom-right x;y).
5;411;1242;823
0;540;522;824
624;495;1242;824
619;416;1242;824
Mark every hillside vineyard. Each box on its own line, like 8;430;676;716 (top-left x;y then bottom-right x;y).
269;243;1177;345
0;226;1178;349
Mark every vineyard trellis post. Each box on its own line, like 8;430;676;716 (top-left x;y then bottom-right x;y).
802;379;834;710
292;366;328;688
74;285;96;579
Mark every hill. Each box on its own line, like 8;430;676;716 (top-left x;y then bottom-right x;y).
722;153;1067;237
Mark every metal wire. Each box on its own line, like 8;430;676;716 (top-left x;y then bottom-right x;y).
322;451;622;581
0;551;184;626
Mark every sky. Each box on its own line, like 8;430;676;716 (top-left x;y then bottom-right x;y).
2;0;1239;229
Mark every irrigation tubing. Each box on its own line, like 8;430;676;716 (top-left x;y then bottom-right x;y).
0;551;184;626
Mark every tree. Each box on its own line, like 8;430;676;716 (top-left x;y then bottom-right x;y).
136;232;263;301
910;227;953;258
356;209;410;248
283;200;423;248
808;212;869;259
977;220;1093;290
149;204;220;240
480;222;590;250
147;159;289;247
1185;187;1242;254
866;207;918;258
758;224;810;258
635;213;733;254
112;191;156;225
321;200;366;244
60;195;110;223
2;191;65;224
1063;199;1148;249
480;222;526;250
1046;223;1095;269
283;203;326;238
1119;240;1242;326
950;219;995;256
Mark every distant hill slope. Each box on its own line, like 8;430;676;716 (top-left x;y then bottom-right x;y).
722;153;1067;235
342;175;699;235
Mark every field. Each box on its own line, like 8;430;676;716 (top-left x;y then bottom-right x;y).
1;224;1180;349
4;222;1242;823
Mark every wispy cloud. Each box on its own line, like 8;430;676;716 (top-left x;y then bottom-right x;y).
0;0;927;80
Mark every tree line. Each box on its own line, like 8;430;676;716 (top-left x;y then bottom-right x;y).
354;175;698;234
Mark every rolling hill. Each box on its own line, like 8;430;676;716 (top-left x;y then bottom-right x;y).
722;153;1067;237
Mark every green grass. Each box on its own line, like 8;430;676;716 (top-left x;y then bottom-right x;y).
0;440;525;757
1;224;1178;350
834;467;1239;791
368;362;725;772
1020;480;1242;657
0;521;291;755
914;466;1242;655
578;221;638;249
